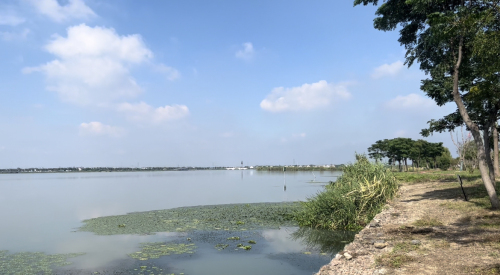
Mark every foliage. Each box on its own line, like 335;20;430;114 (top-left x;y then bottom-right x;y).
437;147;453;170
293;154;398;230
368;138;446;170
354;0;500;208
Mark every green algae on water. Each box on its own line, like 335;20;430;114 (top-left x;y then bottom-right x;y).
0;250;84;275
79;202;301;235
128;242;196;261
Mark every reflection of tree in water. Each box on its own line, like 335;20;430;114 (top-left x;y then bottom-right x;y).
291;227;356;255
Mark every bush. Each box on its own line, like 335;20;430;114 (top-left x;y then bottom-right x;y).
293;154;398;230
439;157;451;171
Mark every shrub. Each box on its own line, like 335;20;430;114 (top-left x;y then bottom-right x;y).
293;154;398;230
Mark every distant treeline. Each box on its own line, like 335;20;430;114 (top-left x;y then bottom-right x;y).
255;165;344;171
0;166;229;174
367;137;453;171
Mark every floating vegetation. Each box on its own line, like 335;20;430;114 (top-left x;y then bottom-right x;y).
128;242;196;261
0;250;84;275
79;202;301;235
227;236;240;240
132;263;183;275
248;240;256;244
236;244;252;250
215;244;229;250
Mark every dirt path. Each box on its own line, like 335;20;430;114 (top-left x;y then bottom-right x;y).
316;181;500;275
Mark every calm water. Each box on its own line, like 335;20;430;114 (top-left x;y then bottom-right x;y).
0;170;345;275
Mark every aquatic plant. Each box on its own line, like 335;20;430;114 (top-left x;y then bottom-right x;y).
293;154;398;230
128;242;196;260
79;202;301;235
0;250;84;275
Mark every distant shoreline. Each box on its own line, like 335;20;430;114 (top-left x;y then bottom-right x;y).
0;165;344;174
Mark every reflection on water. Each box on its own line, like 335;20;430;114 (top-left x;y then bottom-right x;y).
0;170;344;274
291;227;356;255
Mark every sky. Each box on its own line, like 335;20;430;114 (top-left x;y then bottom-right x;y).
0;0;458;168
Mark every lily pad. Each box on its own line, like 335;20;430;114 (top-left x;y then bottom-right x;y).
79;202;301;235
0;250;84;275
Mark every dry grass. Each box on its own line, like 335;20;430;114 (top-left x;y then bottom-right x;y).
412;215;443;227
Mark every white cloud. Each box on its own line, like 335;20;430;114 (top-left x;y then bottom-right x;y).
79;122;124;137
28;0;96;22
154;64;180;81
0;14;25;26
260;80;350;112
371;61;404;79
23;24;154;106
384;93;435;110
117;102;189;124
0;28;30;41
235;42;254;61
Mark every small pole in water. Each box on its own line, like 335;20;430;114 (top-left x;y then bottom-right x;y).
283;166;286;191
312;171;316;182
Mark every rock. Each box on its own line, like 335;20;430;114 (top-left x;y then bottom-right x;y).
369;222;380;228
373;268;388;275
374;242;388;249
411;240;421;245
344;252;353;260
335;253;343;259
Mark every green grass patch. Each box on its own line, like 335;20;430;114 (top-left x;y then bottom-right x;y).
394;170;482;184
293;154;398;230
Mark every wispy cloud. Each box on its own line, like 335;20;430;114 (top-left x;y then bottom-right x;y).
27;0;96;22
0;14;25;26
117;102;189;124
260;80;350;112
154;64;180;81
0;28;30;41
79;122;124;137
235;42;254;61
371;60;404;79
384;93;435;110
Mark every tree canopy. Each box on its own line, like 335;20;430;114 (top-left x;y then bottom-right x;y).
355;0;500;208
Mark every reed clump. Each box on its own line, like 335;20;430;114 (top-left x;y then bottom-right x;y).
294;154;398;230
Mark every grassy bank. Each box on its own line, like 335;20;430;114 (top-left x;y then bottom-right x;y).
293;155;398;231
394;169;482;184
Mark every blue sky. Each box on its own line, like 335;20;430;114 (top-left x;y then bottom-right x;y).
0;0;457;168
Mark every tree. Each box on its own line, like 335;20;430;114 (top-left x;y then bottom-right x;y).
367;138;446;170
354;0;500;209
437;147;453;170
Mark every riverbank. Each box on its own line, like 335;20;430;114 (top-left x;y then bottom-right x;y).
316;176;500;275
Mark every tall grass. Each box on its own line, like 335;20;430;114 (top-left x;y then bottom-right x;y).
293;154;398;230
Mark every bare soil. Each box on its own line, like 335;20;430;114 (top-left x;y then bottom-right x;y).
316;181;500;275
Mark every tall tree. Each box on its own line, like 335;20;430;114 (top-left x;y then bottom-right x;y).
354;0;500;208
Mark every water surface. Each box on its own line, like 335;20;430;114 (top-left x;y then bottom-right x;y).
0;170;346;274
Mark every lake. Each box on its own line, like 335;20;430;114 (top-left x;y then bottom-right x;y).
0;170;351;275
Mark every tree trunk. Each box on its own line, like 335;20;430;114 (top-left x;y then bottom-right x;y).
451;37;499;209
484;127;496;183
494;123;500;178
